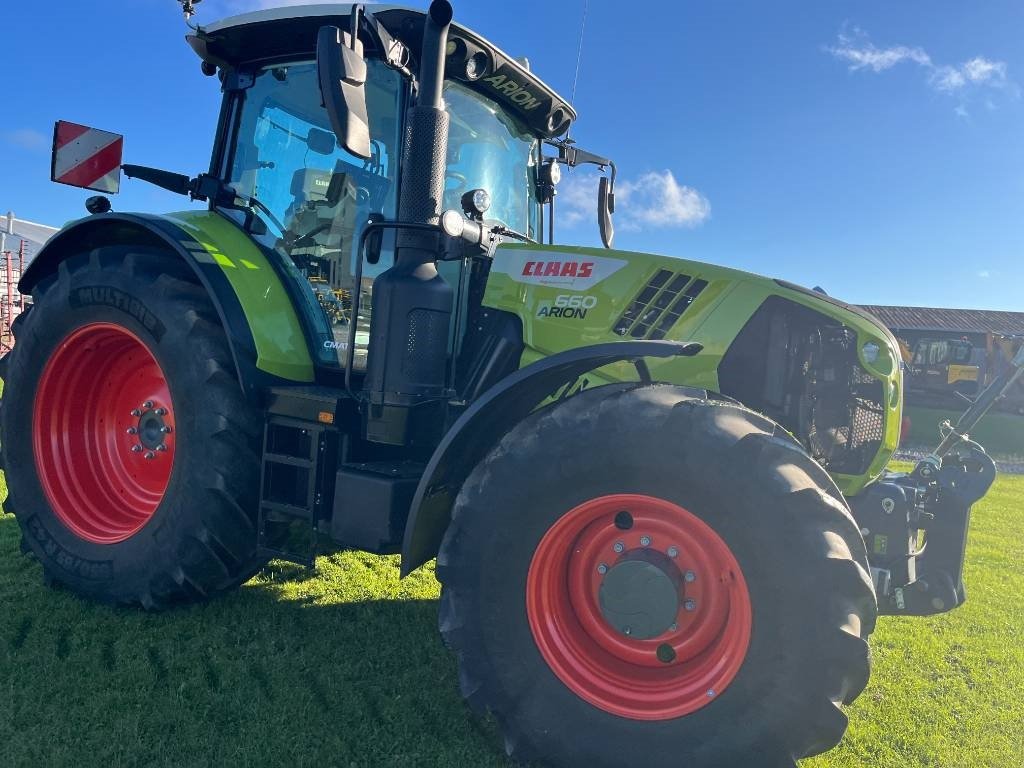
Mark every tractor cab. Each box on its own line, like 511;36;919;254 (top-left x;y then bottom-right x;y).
190;4;575;371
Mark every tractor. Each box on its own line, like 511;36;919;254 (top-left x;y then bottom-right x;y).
1;2;1019;766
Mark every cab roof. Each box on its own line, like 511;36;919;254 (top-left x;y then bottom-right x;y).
191;3;575;138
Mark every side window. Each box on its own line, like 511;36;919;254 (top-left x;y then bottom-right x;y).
228;60;403;369
912;341;928;365
929;341;949;365
442;80;541;240
952;342;973;364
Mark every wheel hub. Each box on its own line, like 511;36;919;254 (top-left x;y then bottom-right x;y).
134;402;172;453
599;555;682;640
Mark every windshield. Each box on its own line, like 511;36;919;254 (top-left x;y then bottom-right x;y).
227;59;403;369
443;80;540;238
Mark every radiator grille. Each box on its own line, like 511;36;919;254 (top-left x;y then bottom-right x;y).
614;270;707;340
804;333;886;475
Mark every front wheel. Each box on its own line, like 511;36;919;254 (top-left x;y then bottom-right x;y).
437;384;876;768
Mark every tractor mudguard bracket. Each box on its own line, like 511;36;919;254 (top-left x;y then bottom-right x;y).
399;339;702;576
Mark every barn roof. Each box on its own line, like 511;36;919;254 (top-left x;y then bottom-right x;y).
860;305;1024;336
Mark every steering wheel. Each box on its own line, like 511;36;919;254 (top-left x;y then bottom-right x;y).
445;170;468;194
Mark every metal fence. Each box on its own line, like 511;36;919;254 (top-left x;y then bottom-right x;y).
1;239;27;354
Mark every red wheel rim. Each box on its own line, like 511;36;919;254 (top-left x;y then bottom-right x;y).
526;494;752;720
32;323;176;544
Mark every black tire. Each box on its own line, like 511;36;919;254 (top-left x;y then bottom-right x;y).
437;384;876;768
0;248;266;607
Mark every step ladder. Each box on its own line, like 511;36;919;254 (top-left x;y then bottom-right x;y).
257;389;342;567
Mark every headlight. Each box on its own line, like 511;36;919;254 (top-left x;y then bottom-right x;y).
543;159;562;186
465;51;489;81
862;342;881;365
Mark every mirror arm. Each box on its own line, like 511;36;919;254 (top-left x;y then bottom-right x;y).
121;165;192;197
361;9;413;78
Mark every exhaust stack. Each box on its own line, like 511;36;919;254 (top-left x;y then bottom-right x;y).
362;0;456;445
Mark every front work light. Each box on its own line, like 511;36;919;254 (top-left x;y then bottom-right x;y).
461;188;491;220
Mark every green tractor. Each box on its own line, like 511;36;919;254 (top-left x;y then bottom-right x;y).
1;2;1018;766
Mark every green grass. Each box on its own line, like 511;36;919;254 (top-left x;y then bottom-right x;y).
904;405;1024;457
2;470;1023;767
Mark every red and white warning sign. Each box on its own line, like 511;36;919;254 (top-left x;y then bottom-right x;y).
50;121;123;194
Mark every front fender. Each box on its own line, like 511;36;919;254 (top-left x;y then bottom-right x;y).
399;339;702;576
20;210;314;393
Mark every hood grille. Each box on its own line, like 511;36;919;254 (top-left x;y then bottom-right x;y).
614;269;708;340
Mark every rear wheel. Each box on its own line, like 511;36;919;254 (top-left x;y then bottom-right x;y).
0;248;266;607
437;384;875;768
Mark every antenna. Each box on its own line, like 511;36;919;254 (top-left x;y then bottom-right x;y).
565;0;589;141
179;0;203;30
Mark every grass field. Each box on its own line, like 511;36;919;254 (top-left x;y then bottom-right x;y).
2;469;1023;768
904;405;1024;458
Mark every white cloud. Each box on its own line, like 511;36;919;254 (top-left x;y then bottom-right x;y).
978;270;991;279
931;66;966;92
827;31;931;73
1;128;49;152
556;172;598;228
617;171;711;230
932;57;1008;92
964;57;1007;84
558;170;710;233
826;29;1014;112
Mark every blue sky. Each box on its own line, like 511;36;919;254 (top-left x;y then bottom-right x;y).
2;0;1022;310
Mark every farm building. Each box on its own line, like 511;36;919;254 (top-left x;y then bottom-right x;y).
2;212;59;353
861;304;1024;408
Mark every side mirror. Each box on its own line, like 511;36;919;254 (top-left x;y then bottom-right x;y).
307;127;337;156
598;176;615;249
317;22;371;160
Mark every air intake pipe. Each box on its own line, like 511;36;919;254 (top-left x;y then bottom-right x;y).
362;0;456;445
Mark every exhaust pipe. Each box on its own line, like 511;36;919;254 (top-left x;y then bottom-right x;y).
362;0;456;445
395;0;453;253
417;0;453;110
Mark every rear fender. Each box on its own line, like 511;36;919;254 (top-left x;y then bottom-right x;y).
399;339;702;576
20;211;314;395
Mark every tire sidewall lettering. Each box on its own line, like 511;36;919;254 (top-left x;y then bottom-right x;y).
69;285;166;342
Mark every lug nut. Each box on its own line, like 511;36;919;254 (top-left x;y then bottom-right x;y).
155;408;167;416
144;451;155;460
160;426;173;434
668;546;679;558
143;401;154;409
640;535;651;547
707;689;716;698
131;409;142;417
669;623;678;632
156;445;168;452
684;599;697;612
126;427;138;435
684;571;696;583
597;563;608;575
613;541;625;554
131;445;142;453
